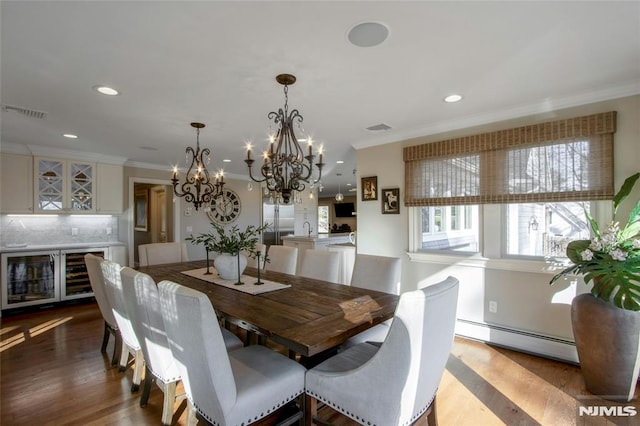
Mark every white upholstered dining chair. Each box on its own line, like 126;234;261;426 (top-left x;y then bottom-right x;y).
84;253;121;365
350;253;402;293
298;249;341;284
120;267;243;425
158;280;306;426
100;259;145;392
264;245;298;275
305;276;459;426
138;242;189;266
342;254;402;348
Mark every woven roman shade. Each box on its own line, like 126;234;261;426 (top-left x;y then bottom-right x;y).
404;112;616;207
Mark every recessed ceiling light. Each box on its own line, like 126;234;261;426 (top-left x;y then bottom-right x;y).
348;22;389;47
444;94;463;103
336;160;344;164
223;159;231;163
63;133;78;139
93;85;120;96
346;183;352;186
139;146;158;151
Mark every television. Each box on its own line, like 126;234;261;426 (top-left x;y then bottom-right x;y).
334;202;355;217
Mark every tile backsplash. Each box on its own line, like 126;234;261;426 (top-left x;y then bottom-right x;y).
0;215;119;247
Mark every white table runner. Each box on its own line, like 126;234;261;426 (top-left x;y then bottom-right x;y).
181;268;291;295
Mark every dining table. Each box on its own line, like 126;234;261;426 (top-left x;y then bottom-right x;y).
137;260;399;361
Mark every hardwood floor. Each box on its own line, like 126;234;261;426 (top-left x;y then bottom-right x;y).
1;301;638;425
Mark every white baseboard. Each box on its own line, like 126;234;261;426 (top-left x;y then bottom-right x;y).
455;319;579;364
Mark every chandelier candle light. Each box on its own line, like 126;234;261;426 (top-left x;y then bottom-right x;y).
245;74;324;204
172;122;225;211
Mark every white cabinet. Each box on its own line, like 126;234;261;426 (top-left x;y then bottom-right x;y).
2;154;123;215
1;154;34;213
34;157;96;213
96;163;123;214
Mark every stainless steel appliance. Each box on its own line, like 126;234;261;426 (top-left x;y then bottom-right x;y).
262;195;295;247
1;247;107;310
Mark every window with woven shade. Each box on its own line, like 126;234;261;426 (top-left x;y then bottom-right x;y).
405;112;616;256
404;111;616;207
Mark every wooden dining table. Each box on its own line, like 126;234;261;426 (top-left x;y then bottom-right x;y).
137;260;399;360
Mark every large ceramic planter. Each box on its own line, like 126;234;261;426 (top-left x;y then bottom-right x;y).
214;253;247;281
572;293;640;401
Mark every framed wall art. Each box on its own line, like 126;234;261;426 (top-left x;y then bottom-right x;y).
361;176;378;201
381;187;400;214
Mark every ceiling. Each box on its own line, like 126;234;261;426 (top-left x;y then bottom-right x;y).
2;1;639;198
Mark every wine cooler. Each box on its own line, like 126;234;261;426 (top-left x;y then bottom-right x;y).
1;247;107;310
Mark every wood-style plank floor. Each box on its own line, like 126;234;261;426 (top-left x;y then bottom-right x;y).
1;301;638;426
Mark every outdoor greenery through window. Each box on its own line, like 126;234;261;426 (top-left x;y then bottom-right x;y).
404;112;616;259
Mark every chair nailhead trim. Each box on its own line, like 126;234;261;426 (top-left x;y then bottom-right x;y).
306;389;437;426
149;367;180;383
194;389;303;425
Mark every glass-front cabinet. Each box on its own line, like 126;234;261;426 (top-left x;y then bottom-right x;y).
35;157;95;213
1;247;107;310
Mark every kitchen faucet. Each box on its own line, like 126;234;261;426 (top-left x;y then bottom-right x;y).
303;221;312;237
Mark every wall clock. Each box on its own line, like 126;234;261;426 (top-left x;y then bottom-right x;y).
207;188;241;224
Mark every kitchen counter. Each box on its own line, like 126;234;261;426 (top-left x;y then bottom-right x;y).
328;242;356;247
0;241;126;253
281;233;352;243
282;234;354;280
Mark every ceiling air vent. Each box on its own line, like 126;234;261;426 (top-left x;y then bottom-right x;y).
365;123;391;132
2;104;48;120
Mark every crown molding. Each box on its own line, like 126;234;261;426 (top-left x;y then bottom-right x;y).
125;160;250;181
124;160;168;171
1;142;128;165
352;81;640;150
0;141;32;155
12;144;128;165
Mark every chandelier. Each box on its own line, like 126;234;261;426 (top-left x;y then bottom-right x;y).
172;122;225;211
245;74;324;204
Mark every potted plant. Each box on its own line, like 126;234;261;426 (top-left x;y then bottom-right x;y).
186;221;269;284
550;172;640;401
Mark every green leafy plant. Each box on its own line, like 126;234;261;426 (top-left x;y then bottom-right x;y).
186;221;270;258
550;172;640;310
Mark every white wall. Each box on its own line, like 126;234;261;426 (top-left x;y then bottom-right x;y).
356;95;640;361
357;143;406;258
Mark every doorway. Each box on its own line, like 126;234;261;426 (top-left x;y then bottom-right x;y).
129;178;179;267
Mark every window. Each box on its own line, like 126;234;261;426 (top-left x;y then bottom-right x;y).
505;202;591;258
404;112;616;260
419;205;479;252
317;206;329;233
